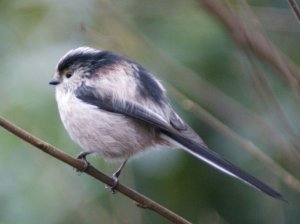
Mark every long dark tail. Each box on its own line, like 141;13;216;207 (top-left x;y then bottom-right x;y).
161;130;285;201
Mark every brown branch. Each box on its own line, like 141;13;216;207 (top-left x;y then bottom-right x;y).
0;116;191;224
197;0;300;96
287;0;300;23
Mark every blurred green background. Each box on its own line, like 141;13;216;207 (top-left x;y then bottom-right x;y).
1;0;300;223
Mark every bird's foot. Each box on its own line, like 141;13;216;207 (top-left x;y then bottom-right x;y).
105;159;128;193
105;171;120;194
75;151;92;174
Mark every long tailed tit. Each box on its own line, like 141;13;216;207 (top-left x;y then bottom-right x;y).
49;46;283;200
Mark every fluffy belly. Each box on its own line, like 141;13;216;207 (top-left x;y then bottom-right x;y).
58;97;156;159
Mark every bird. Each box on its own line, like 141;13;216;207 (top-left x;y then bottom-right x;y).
49;46;284;200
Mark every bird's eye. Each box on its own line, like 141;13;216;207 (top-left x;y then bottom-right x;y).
65;72;72;78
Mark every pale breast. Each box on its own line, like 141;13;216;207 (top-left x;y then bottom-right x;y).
55;90;157;159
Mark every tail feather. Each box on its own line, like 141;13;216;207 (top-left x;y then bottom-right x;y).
161;130;285;201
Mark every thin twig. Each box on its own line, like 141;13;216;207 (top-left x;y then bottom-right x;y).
167;85;300;194
287;0;300;23
0;116;191;224
197;0;300;96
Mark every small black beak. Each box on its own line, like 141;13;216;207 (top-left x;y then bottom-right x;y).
49;79;60;85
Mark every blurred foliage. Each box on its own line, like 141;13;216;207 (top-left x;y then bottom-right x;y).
0;0;300;223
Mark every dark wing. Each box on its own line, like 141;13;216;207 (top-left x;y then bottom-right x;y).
169;110;206;146
75;83;284;201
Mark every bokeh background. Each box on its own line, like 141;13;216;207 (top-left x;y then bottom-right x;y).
1;0;300;223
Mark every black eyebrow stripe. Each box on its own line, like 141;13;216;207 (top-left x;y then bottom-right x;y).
57;51;122;73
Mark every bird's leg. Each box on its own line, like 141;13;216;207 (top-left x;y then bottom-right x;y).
106;158;128;193
76;151;93;173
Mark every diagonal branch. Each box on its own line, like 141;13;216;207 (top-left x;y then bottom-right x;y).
287;0;300;23
0;116;191;224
